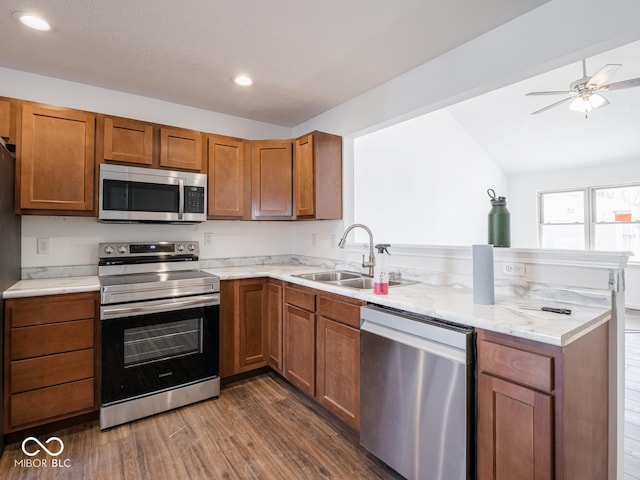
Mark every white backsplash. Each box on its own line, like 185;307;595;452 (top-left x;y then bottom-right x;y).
20;216;630;309
21;216;295;271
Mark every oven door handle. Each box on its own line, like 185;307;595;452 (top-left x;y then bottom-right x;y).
101;293;219;320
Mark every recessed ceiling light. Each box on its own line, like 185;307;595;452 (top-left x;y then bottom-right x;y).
13;12;51;31
233;75;253;87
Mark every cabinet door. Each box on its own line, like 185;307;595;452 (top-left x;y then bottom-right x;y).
103;117;153;165
478;373;553;480
267;280;284;373
207;135;249;218
236;279;268;372
294;131;342;220
251;140;293;218
160;126;203;171
316;316;360;429
284;304;315;396
0;97;17;144
219;280;235;378
294;134;315;217
219;279;268;378
18;103;95;212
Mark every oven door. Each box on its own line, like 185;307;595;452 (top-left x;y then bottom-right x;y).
101;295;219;405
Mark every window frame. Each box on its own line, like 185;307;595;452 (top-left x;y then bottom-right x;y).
538;182;640;257
538;187;590;249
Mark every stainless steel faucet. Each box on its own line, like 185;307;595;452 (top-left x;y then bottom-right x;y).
338;223;375;277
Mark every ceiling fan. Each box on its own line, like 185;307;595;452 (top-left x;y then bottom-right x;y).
526;59;640;117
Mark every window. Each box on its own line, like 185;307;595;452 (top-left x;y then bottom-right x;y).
539;183;640;259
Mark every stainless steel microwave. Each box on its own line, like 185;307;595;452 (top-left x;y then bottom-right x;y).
99;164;207;223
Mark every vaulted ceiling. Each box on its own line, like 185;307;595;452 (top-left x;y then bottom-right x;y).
448;39;640;174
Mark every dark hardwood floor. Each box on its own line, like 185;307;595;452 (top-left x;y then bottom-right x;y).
0;373;401;480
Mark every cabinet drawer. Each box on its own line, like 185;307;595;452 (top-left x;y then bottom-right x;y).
9;294;96;328
285;286;316;312
478;339;554;392
11;319;94;360
11;349;94;393
10;378;95;428
318;296;361;329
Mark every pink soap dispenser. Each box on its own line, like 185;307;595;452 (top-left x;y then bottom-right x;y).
373;244;390;295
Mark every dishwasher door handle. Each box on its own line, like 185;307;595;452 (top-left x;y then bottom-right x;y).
361;319;467;364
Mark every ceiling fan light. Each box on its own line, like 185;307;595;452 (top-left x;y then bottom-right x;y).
589;93;607;109
569;96;593;113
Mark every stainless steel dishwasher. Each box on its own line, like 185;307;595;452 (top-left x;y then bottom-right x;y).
360;305;474;480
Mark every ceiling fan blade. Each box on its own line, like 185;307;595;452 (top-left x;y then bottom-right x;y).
525;90;573;96
530;96;573;115
601;77;640;90
587;64;621;87
596;96;610;109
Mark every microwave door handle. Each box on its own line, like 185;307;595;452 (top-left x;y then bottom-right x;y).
178;178;185;220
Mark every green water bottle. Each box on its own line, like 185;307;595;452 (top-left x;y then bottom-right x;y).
487;189;510;247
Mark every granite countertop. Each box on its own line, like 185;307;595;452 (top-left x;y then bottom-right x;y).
3;265;610;346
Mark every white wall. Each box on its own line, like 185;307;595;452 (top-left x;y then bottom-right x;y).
22;217;295;271
0;67;291;140
353;109;508;245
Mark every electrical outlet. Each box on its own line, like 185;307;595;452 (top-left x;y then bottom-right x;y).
330;234;337;248
204;232;214;246
503;263;525;276
311;233;317;246
37;237;50;255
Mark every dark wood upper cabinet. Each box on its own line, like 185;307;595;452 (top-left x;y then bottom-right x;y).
17;102;95;213
251;140;293;219
160;126;203;171
0;97;17;144
102;116;154;166
207;134;250;219
6;95;343;221
294;131;342;220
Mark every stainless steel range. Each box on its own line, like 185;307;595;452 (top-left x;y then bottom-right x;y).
98;241;220;430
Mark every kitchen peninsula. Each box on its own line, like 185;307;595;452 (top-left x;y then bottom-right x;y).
3;250;620;479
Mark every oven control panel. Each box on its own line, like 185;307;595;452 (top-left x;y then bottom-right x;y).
99;241;199;259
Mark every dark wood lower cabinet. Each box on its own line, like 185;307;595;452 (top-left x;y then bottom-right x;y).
283;304;316;396
220;279;268;378
316;316;360;429
478;373;553;480
3;292;99;433
267;280;284;373
477;324;608;480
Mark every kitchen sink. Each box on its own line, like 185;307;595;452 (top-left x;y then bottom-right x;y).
295;270;362;282
293;270;415;290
